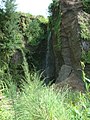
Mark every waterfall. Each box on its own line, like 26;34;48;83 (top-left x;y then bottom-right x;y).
45;31;55;85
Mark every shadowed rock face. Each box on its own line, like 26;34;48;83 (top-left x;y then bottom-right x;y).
54;0;85;91
60;0;82;70
56;65;73;83
61;0;82;13
55;73;85;92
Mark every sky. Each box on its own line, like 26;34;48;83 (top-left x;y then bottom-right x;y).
16;0;52;17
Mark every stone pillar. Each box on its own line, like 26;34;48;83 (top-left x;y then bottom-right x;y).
60;0;83;78
55;1;85;91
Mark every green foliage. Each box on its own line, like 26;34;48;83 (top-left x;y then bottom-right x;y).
36;15;48;23
16;12;47;46
21;49;30;81
79;13;90;40
49;0;61;32
0;73;90;120
82;0;90;13
25;19;44;45
82;51;90;63
0;1;90;119
0;0;48;86
49;0;61;50
0;0;23;65
0;0;47;62
0;0;23;50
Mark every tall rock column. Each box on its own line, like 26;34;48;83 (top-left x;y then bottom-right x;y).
55;0;85;91
61;0;82;69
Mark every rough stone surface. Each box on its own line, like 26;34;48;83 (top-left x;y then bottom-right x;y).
56;65;73;83
53;0;85;91
55;73;85;92
60;0;82;71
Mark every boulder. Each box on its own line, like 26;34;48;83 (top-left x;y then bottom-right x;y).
55;73;85;92
56;65;73;83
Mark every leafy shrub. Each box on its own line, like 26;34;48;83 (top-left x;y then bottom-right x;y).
82;0;90;13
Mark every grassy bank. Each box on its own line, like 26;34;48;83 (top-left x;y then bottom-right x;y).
0;72;90;120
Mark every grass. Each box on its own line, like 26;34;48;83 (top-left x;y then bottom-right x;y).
0;72;90;120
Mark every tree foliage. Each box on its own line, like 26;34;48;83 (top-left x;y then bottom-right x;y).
0;0;48;86
82;0;90;13
0;0;22;64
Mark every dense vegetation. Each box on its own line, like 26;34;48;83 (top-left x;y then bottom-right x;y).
82;0;90;13
0;0;48;87
0;0;90;120
0;73;90;120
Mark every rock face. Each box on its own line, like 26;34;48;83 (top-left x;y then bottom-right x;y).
55;73;85;92
60;0;82;72
56;65;73;83
47;0;86;91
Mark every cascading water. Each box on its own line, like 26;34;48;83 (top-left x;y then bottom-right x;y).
45;31;56;85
